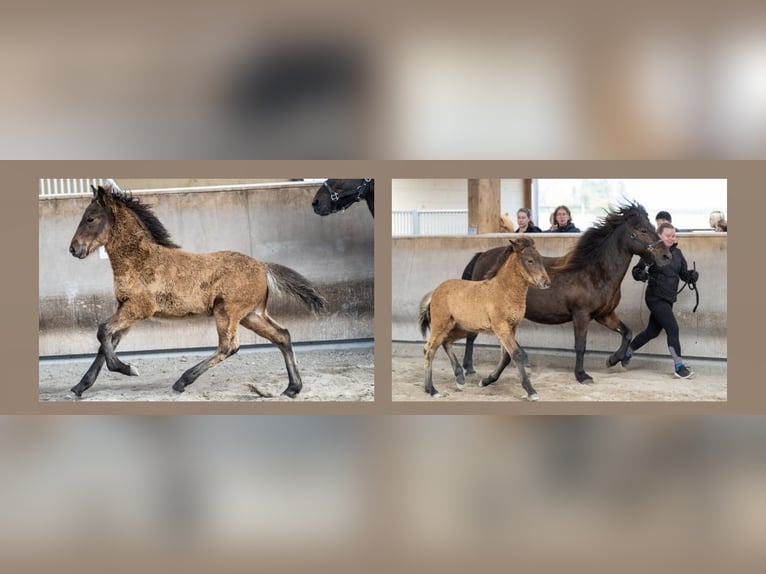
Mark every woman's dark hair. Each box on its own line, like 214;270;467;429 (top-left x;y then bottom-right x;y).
517;207;536;227
553;205;572;224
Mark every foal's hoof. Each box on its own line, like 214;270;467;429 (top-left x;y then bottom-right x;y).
524;393;539;402
606;355;621;368
464;367;476;375
172;382;185;393
479;377;496;387
281;389;299;399
128;365;139;376
70;386;84;398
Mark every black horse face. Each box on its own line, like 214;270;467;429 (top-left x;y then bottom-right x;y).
311;179;373;216
627;216;672;266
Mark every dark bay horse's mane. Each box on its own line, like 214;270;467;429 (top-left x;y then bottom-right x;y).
105;187;180;249
550;201;649;272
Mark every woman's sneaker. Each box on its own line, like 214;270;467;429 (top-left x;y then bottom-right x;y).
674;364;694;379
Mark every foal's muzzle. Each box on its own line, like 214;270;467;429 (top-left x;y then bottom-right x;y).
69;242;88;259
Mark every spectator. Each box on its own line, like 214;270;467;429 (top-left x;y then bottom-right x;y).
546;205;580;232
709;210;727;232
655;210;672;227
515;208;542;233
623;223;699;379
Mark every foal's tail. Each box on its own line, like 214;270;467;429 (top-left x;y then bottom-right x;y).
418;291;433;338
265;263;328;314
461;251;484;280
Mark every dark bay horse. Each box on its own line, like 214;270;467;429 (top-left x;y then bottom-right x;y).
312;179;374;217
419;238;550;400
68;184;327;398
460;202;671;384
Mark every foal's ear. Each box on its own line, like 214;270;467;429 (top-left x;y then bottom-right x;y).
92;185;109;206
509;237;534;251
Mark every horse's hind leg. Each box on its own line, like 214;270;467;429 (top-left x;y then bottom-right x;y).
442;336;467;391
71;328;129;397
172;306;240;392
240;312;302;398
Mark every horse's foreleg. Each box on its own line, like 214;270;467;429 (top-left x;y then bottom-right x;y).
572;313;593;383
71;329;129;397
239;312;302;398
494;327;538;400
173;307;240;393
462;331;479;374
479;348;510;387
480;338;528;387
98;319;141;377
598;314;632;368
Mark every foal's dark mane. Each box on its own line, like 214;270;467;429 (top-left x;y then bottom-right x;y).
551;202;648;272
106;187;180;249
484;244;515;279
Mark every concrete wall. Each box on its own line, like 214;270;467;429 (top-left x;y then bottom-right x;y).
393;233;727;360
39;184;374;356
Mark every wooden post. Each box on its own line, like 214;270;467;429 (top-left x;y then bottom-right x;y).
467;179;501;234
523;178;533;209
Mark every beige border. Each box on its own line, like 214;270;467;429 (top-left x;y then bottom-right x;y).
4;160;759;413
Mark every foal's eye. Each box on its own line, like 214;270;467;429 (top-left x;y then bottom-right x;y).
86;217;95;223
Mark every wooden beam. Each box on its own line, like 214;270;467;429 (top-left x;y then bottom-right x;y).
467;179;501;234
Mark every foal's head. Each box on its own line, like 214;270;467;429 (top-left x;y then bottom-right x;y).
69;184;178;258
488;238;550;289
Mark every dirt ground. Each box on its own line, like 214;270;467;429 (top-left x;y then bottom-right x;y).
39;343;374;402
392;342;727;402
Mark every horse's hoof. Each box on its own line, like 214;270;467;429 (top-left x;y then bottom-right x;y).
128;365;139;376
455;383;465;391
525;393;539;401
281;389;298;399
606;355;620;368
431;392;441;399
70;387;83;398
479;378;495;387
576;373;594;384
172;382;185;393
464;367;476;375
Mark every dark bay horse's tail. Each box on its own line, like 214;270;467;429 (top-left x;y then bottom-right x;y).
265;263;328;314
418;292;433;338
462;251;484;280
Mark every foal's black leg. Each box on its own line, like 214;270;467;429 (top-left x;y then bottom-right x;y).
442;341;466;390
462;331;479;374
172;346;238;392
98;322;139;377
479;349;511;387
515;350;538;401
239;313;303;398
71;330;127;397
480;339;529;387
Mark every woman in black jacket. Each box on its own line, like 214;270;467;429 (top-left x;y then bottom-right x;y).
546;205;580;232
515;208;543;233
623;223;699;378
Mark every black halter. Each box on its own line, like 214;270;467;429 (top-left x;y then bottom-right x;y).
323;179;372;213
630;233;663;252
